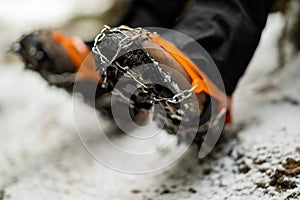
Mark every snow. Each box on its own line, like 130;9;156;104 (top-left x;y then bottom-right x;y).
0;1;299;199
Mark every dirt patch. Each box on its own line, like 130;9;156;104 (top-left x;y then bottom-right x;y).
269;157;300;191
284;191;300;200
281;158;300;175
233;145;300;197
269;169;297;191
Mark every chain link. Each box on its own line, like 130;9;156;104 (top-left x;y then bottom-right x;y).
93;26;199;105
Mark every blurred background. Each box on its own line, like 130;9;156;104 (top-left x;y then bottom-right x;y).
0;0;127;58
0;0;299;199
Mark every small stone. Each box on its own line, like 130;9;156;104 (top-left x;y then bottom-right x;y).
238;163;251;174
256;182;267;189
203;168;212;175
132;189;142;194
187;187;197;194
160;189;171;195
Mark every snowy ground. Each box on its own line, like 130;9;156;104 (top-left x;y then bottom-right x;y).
0;1;300;199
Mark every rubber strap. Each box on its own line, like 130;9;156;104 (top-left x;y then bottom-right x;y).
150;34;232;123
52;31;100;82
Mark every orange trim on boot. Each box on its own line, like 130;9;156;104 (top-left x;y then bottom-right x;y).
150;34;232;123
52;31;100;82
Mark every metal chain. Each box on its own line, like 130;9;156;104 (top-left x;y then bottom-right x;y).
92;26;198;105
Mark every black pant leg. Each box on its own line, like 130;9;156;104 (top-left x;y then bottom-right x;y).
116;0;188;27
173;0;275;95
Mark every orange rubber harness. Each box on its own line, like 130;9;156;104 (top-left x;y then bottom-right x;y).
150;34;232;123
52;29;232;123
52;31;99;82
